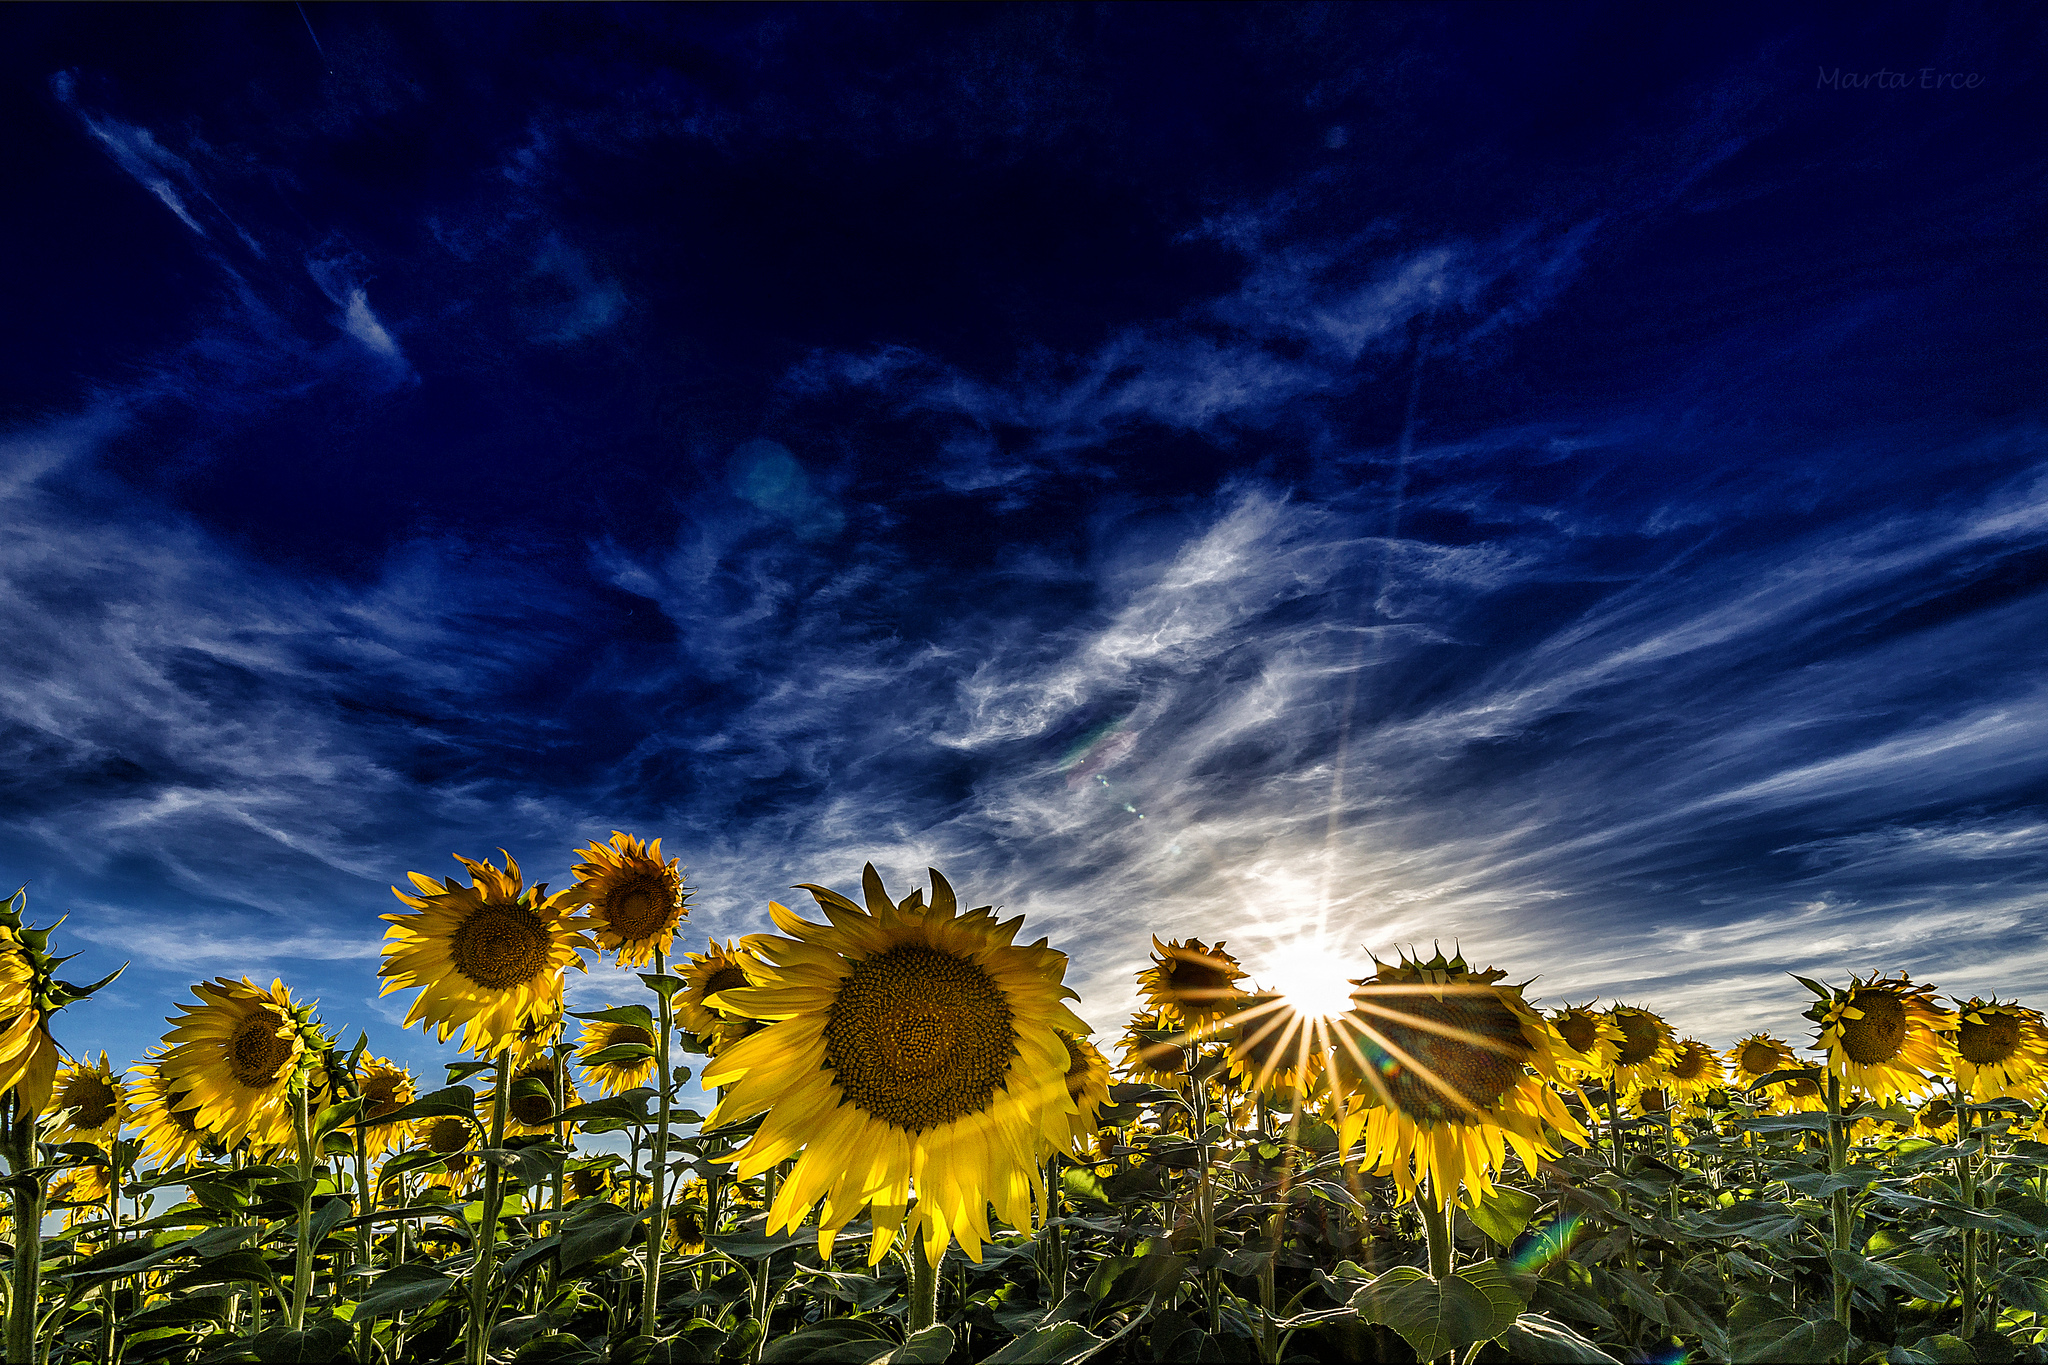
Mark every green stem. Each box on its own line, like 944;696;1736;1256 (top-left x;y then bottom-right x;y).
100;1145;122;1365
1190;1050;1220;1335
1416;1184;1453;1281
749;1164;780;1363
352;1115;373;1361
641;948;676;1337
907;1233;939;1333
1958;1095;1977;1339
5;1098;42;1365
466;1057;512;1365
1827;1073;1851;1358
1043;1156;1066;1302
289;1084;315;1331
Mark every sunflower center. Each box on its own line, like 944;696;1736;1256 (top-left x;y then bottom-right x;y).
61;1075;118;1130
1921;1098;1955;1129
451;903;553;990
1782;1076;1821;1099
1740;1041;1781;1077
1670;1043;1709;1081
362;1073;410;1121
511;1068;559;1125
1638;1088;1669;1113
704;966;749;997
1138;1036;1188;1075
607;1025;654;1050
603;873;677;942
1839;993;1908;1065
424;1116;471;1154
228;1011;296;1088
823;944;1015;1133
1612;1011;1661;1066
1959;1013;2021;1066
1557;1014;1599;1055
1345;988;1531;1123
570;1168;606;1198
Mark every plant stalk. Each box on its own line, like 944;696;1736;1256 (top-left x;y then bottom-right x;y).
1958;1093;1978;1339
1826;1072;1851;1358
467;1056;512;1365
907;1232;939;1333
641;948;677;1337
1416;1183;1453;1281
289;1082;316;1331
5;1098;42;1365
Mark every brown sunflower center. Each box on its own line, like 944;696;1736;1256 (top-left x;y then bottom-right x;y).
227;1010;296;1088
511;1067;560;1126
1612;1010;1662;1066
1160;952;1238;1016
1839;992;1908;1066
1740;1041;1782;1077
601;872;678;943
424;1116;471;1154
1342;986;1532;1123
1228;996;1303;1075
823;944;1015;1133
1782;1076;1821;1099
605;1025;654;1050
451;903;553;990
569;1168;607;1199
1959;1012;2021;1066
704;965;749;998
1921;1098;1955;1129
1557;1014;1599;1055
362;1072;411;1122
1671;1042;1710;1082
60;1074;118;1130
1638;1088;1669;1114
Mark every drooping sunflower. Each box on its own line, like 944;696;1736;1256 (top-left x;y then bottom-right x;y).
568;1161;615;1201
1810;971;1954;1103
1330;949;1587;1209
1138;937;1249;1032
566;832;690;968
1116;1011;1188;1086
46;1052;128;1147
0;922;58;1110
576;1015;658;1096
48;1162;112;1238
1664;1039;1724;1099
1950;997;2048;1101
678;939;760;1037
159;977;321;1149
381;852;593;1057
1547;1004;1623;1080
704;863;1090;1266
668;1180;709;1255
354;1057;418;1161
1057;1031;1112;1143
128;1052;211;1168
1605;1005;1678;1091
488;1056;578;1137
1916;1096;1960;1141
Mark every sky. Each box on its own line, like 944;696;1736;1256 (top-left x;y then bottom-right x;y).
4;3;2046;1090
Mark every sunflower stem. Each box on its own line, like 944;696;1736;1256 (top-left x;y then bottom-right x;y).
101;1140;127;1365
467;1056;512;1365
1043;1155;1066;1302
1415;1184;1453;1281
1958;1090;1978;1339
4;1095;42;1365
1826;1072;1851;1357
907;1231;939;1333
352;1108;374;1362
642;948;677;1339
289;1081;314;1331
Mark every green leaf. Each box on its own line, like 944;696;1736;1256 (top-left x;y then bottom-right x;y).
560;1201;641;1271
1790;973;1833;1000
1889;1336;1975;1364
304;1194;352;1248
1688;1199;1805;1241
476;1144;565;1186
1464;1184;1540;1247
1729;1297;1850;1364
311;1096;367;1144
868;1325;955;1364
1737;1112;1831;1133
377;1084;478;1126
580;1042;657;1067
1497;1313;1622;1363
760;1320;896;1363
1350;1262;1524;1361
352;1263;455;1317
639;972;687;1000
978;1321;1109;1363
378;1149;461;1181
1085;1252;1187;1305
162;1248;282;1296
197;1316;349;1363
568;1003;657;1032
551;1089;658;1126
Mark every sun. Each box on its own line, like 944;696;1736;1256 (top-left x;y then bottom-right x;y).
1258;939;1357;1019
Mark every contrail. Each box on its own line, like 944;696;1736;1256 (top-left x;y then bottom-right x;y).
297;3;334;74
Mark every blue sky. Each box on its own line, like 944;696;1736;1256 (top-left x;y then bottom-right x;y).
5;3;2045;1085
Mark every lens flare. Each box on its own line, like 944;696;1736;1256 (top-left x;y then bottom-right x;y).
1258;940;1357;1019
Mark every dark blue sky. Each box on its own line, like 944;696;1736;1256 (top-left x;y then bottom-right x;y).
5;2;2045;1079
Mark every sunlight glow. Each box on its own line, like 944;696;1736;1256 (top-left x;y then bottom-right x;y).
1258;939;1357;1019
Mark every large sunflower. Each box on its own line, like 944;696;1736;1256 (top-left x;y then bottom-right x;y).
1950;997;2048;1101
129;1053;211;1168
576;1016;658;1096
704;864;1089;1266
1057;1031;1112;1143
1138;938;1249;1032
354;1056;418;1161
1547;1004;1623;1080
46;1052;128;1147
381;852;593;1056
1664;1038;1724;1099
159;978;320;1149
1115;1011;1188;1086
0;924;58;1110
678;939;759;1037
1330;949;1586;1209
566;832;690;967
1605;1005;1678;1091
1810;971;1954;1103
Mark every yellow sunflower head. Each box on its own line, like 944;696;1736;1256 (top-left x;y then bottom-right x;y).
414;1113;478;1190
668;1191;709;1255
1726;1032;1798;1087
381;851;594;1057
568;1162;614;1201
678;938;761;1036
48;1161;112;1232
1057;1031;1112;1142
1137;937;1249;1029
566;832;690;968
1546;1003;1623;1079
0;920;59;1112
1329;948;1586;1209
45;1051;128;1147
576;1013;659;1097
1917;1095;1959;1140
1220;992;1329;1099
353;1057;418;1161
159;977;322;1149
703;863;1090;1267
1949;997;2048;1101
1633;1086;1670;1117
1116;1011;1189;1086
1603;1004;1678;1090
487;1056;577;1137
1665;1038;1724;1098
1809;971;1954;1103
128;1052;212;1168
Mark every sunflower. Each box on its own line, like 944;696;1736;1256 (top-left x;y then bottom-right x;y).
1605;1005;1678;1091
382;852;593;1057
46;1052;128;1147
129;1052;211;1168
415;1115;478;1191
1810;971;1954;1104
1138;938;1249;1032
1329;949;1586;1209
1633;1087;1670;1118
354;1057;418;1161
488;1056;578;1137
159;977;320;1149
1221;993;1326;1098
48;1162;112;1240
667;1185;709;1255
1547;1004;1623;1080
1664;1039;1723;1099
678;939;760;1037
1950;998;2048;1101
1915;1095;1959;1141
1057;1031;1112;1143
1116;1012;1189;1086
704;864;1089;1266
566;832;690;968
576;1016;659;1096
568;1162;614;1201
0;924;58;1110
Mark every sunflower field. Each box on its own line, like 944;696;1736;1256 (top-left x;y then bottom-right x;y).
5;839;2048;1365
